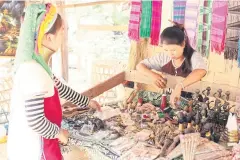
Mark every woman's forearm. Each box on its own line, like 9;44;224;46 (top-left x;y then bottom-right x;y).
136;63;156;77
181;69;207;88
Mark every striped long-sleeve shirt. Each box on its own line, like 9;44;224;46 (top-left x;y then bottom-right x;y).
24;75;89;139
25;93;60;139
53;75;89;107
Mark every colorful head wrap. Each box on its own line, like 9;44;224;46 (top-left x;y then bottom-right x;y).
14;3;58;77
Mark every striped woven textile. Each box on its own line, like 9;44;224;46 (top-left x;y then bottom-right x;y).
140;0;152;37
184;0;201;49
150;0;162;45
196;0;213;57
210;0;228;53
224;0;240;62
128;0;142;41
173;0;186;24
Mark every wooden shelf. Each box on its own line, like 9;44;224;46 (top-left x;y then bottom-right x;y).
59;0;128;8
79;24;128;31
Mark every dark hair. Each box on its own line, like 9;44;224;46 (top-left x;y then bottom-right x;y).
46;14;62;34
160;24;195;74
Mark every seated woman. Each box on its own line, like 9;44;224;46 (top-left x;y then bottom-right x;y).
136;22;207;106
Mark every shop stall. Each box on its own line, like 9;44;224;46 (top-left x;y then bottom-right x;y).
60;70;239;160
1;0;240;160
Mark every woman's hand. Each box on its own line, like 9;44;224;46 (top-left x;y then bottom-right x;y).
170;84;182;108
151;72;167;88
57;129;69;145
88;100;102;112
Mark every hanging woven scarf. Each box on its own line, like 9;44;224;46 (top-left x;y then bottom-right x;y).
224;28;238;61
173;0;186;24
196;0;213;57
161;0;173;33
150;0;162;45
14;4;58;77
224;1;240;63
184;0;201;49
128;0;142;41
140;0;152;38
210;0;228;53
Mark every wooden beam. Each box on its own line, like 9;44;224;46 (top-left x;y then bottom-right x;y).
59;0;128;8
81;72;125;99
57;1;69;81
79;24;128;31
125;70;185;91
81;70;240;101
124;70;240;101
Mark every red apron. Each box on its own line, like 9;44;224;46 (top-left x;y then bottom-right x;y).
41;87;62;160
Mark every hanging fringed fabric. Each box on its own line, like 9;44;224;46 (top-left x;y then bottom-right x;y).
173;0;186;24
224;0;240;62
184;0;201;49
150;0;162;45
210;0;228;53
196;0;213;57
140;0;152;38
160;0;173;33
128;0;142;41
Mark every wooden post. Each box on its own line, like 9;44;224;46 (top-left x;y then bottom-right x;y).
57;1;69;81
128;38;149;70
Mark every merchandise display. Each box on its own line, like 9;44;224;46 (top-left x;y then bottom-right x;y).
61;86;235;159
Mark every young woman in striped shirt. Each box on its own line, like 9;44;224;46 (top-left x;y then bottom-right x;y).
8;4;100;160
